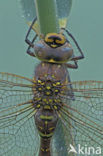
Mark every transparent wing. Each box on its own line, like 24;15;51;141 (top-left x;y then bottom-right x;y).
1;73;103;156
0;73;40;156
52;81;103;156
19;0;72;28
57;0;72;28
20;0;36;21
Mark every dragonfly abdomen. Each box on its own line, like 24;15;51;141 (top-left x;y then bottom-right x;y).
35;109;58;156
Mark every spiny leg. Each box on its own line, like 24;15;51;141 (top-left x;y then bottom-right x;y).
65;60;78;69
25;17;37;47
26;34;38;57
62;27;84;61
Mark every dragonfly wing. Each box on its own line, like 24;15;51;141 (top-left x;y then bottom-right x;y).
20;0;36;21
58;80;103;154
56;0;72;19
20;0;72;31
51;81;103;155
20;0;72;22
57;0;72;28
0;73;40;156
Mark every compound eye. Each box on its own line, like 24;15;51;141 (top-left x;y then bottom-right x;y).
45;34;54;43
55;34;66;45
44;33;66;48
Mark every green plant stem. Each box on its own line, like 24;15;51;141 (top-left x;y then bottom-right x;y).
34;0;60;36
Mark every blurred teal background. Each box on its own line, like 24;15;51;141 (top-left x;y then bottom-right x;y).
0;0;103;82
0;1;103;156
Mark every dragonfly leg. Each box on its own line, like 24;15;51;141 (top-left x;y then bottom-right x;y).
26;34;38;57
65;61;78;69
61;28;84;61
25;17;37;47
27;48;36;57
71;54;84;61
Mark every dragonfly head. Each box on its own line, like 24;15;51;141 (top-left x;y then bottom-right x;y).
34;33;74;63
44;33;66;48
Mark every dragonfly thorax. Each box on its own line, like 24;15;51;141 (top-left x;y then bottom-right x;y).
33;79;63;110
36;79;61;96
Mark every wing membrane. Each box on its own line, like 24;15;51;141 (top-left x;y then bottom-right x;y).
0;73;39;156
54;80;103;155
20;0;72;23
20;0;72;36
0;73;103;156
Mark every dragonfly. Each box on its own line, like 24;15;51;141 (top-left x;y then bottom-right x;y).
0;0;103;156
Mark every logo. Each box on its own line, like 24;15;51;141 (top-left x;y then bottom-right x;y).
68;144;102;155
